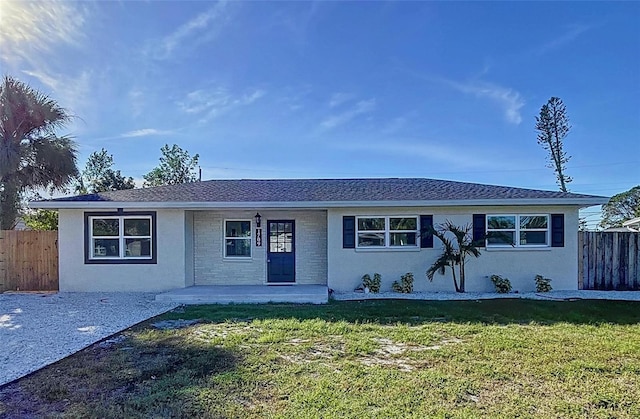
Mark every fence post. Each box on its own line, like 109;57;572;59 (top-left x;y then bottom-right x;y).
0;230;6;292
578;232;583;289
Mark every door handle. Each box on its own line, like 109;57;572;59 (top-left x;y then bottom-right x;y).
267;259;271;263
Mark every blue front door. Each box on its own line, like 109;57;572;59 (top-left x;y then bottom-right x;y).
267;220;295;283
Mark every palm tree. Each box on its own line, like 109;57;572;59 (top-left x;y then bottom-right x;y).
0;76;78;229
426;220;481;293
426;230;460;291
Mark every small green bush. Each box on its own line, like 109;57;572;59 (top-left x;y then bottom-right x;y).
361;273;381;293
392;272;414;293
490;275;512;293
535;275;553;292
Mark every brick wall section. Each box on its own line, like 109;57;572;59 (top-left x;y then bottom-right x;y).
193;210;327;285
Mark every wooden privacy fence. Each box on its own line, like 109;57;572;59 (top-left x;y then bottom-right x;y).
579;232;640;290
0;230;59;292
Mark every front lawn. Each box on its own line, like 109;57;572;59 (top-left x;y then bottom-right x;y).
1;299;640;418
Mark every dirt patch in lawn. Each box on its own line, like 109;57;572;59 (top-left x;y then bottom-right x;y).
277;335;462;372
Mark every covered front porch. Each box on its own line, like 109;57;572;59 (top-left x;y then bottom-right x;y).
155;285;329;304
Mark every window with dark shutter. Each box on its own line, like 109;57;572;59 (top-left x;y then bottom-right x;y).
472;214;486;246
420;215;433;248
343;216;355;248
551;214;565;247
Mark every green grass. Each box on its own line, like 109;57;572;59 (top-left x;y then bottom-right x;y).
1;299;640;418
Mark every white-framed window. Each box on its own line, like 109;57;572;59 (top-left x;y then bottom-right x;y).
486;214;549;247
89;216;153;260
356;216;418;248
225;220;252;258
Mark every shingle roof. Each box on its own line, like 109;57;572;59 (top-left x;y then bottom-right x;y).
45;178;606;204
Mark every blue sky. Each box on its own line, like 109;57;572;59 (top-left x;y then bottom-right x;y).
1;1;638;226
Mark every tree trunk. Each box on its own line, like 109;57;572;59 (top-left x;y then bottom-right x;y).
450;265;460;293
458;256;466;293
0;182;19;229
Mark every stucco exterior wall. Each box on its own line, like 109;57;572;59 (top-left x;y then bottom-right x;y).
184;211;195;287
327;206;580;293
58;209;187;292
193;210;327;285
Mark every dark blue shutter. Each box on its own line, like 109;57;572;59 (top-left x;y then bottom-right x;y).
343;216;355;248
472;214;486;246
551;214;564;247
420;215;433;248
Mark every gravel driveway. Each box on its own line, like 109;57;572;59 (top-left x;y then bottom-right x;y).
0;292;178;386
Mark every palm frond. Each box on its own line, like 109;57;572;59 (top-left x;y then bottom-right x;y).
1;76;70;140
17;135;78;189
1;76;77;228
426;253;452;281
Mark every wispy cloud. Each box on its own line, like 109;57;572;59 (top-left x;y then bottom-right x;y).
1;1;90;118
154;1;229;60
22;69;92;116
177;87;266;122
380;112;417;136
335;139;496;170
437;78;524;125
405;68;525;125
120;128;174;138
84;128;176;144
0;1;86;67
274;84;313;112
328;92;355;108
269;2;322;48
320;99;376;130
456;81;524;124
128;89;145;118
532;24;593;56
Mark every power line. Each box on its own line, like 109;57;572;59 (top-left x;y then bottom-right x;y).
198;161;640;177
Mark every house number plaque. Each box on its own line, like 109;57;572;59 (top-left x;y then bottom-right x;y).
255;228;262;247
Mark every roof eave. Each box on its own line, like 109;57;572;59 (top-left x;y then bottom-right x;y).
30;197;608;210
622;216;640;227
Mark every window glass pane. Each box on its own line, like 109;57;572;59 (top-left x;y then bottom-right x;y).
226;221;251;237
124;219;150;236
358;218;385;230
226;238;251;257
389;218;417;231
487;216;515;229
390;232;416;246
93;219;119;236
486;231;514;245
520;231;547;245
520;216;548;229
93;238;119;257
269;222;278;233
270;233;292;253
358;232;385;247
125;238;151;257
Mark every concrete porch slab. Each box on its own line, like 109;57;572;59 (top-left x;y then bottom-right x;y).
155;285;328;305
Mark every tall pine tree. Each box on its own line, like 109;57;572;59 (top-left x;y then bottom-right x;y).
535;97;572;192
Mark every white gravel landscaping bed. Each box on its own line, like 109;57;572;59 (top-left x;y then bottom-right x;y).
333;290;640;302
0;292;178;386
